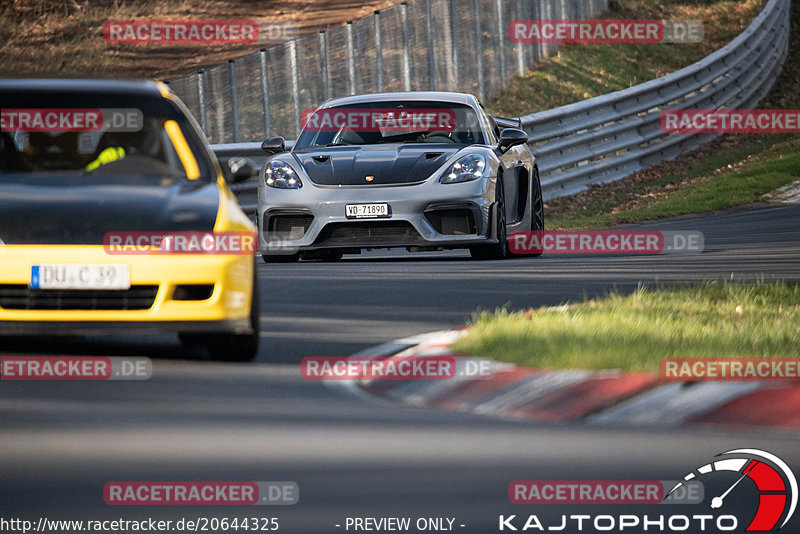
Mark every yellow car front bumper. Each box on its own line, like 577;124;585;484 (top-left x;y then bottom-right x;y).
0;245;254;335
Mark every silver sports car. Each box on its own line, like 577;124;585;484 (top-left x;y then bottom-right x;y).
257;91;543;261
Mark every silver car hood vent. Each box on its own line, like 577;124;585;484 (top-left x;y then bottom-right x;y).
294;145;461;186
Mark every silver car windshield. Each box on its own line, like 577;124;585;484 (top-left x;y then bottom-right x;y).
294;102;485;149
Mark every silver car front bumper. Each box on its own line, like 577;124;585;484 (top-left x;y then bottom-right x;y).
258;177;498;254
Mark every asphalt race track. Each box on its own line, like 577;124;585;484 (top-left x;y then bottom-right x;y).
256;203;800;363
1;203;799;533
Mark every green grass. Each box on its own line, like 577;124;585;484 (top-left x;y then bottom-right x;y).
452;282;800;373
548;136;800;230
490;42;707;116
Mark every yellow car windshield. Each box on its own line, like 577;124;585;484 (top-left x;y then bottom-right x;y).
1;111;204;180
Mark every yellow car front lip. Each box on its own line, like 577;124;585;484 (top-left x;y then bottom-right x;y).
0;319;252;335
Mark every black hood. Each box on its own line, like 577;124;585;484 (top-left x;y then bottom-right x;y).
0;175;219;245
293;144;462;186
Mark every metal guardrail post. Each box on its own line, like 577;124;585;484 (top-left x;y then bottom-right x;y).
259;48;271;137
288;40;301;137
197;68;207;135
228;60;240;143
515;0;525;77
450;0;459;90
319;30;330;101
426;0;436;90
375;10;384;92
496;0;507;89
539;0;549;60
346;21;357;95
401;3;412;91
474;0;484;100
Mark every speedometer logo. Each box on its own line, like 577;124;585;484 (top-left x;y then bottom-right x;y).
666;449;797;531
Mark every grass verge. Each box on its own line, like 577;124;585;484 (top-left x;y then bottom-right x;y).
547;136;800;230
452;282;800;374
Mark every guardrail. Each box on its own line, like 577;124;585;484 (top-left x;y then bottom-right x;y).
212;0;790;212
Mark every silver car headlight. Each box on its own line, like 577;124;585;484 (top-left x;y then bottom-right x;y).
439;154;487;184
265;160;302;189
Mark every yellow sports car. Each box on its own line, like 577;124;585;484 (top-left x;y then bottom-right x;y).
0;79;259;361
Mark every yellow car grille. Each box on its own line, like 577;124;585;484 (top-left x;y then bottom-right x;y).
0;284;159;311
